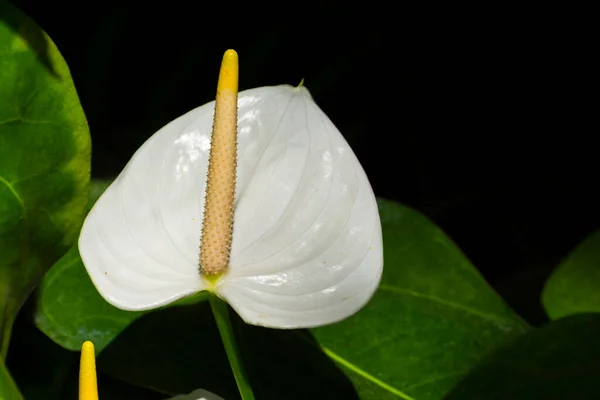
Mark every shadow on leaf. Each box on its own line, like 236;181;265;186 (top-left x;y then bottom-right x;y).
444;314;600;400
230;308;360;400
97;301;238;399
0;2;59;77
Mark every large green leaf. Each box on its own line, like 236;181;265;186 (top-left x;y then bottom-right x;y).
308;199;529;400
0;2;91;357
444;314;600;399
0;358;23;400
542;230;600;320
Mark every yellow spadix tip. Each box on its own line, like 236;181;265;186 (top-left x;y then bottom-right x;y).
217;49;239;94
79;341;98;400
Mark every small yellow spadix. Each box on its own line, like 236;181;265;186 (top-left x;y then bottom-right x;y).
200;50;239;277
79;341;98;400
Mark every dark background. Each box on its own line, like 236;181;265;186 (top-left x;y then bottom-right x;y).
9;1;594;325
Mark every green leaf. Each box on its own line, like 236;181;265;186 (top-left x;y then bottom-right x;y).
444;314;600;399
0;2;91;357
308;199;529;400
87;179;112;211
542;230;600;320
0;358;23;400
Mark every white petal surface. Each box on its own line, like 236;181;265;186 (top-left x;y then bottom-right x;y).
79;85;383;328
166;388;224;400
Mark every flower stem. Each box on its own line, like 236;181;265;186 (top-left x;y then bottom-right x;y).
209;294;255;400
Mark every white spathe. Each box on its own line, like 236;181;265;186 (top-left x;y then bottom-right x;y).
79;85;383;329
166;388;225;400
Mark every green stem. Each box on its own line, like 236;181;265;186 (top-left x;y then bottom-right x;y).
209;294;255;400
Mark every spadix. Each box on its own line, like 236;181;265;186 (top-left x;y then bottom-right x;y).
79;53;383;329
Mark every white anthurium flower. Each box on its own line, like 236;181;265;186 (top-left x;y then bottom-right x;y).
79;50;383;329
166;388;225;400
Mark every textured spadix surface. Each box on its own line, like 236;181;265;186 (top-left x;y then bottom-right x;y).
79;85;382;328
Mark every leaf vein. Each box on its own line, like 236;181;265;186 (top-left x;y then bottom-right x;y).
321;346;416;400
400;370;467;392
0;175;25;209
294;331;414;400
379;284;514;326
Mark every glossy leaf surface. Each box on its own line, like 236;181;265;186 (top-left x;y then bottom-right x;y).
0;1;90;356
